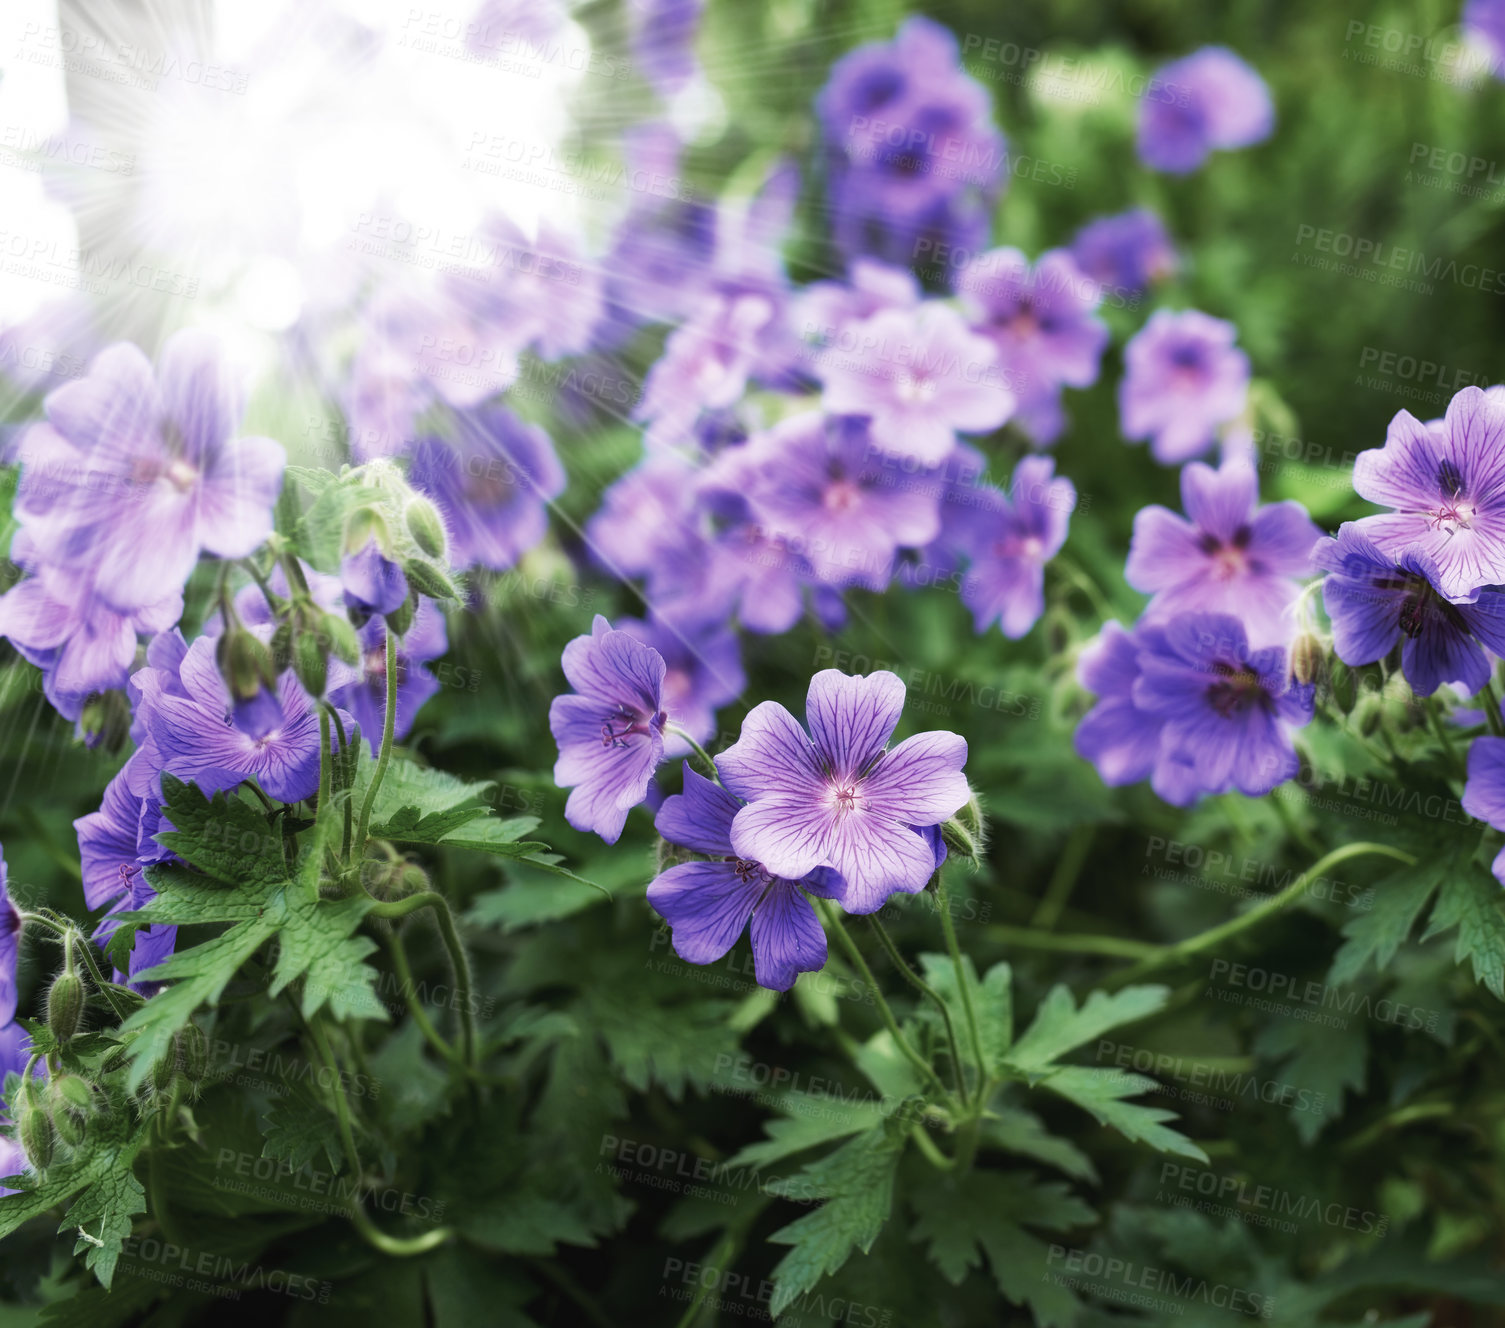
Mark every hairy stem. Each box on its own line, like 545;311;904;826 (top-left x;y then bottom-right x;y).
935;875;987;1100
370;892;477;1067
867;913;970;1105
354;629;400;853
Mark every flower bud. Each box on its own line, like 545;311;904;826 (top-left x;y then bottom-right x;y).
342;506;392;559
322;611;361;665
403;558;457;602
404;496;447;560
216;627;283;739
46;972;84;1044
1290;633;1324;688
384;592;416;639
49;1075;93;1146
19;1101;52;1170
78;690;131;752
293;627;328;699
179;1023;210;1084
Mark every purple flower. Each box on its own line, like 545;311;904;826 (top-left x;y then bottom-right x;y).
0;538;182;721
1465;0;1505;77
1127;458;1320;648
1350;387;1505;601
15;331;285;610
77;763;153;912
630;0;706;97
410;408;565;573
1070;208;1178;296
1138;47;1274;173
795;260;920;349
616;616;743;756
1315;523;1505;697
958;248;1107;445
550;616;669;844
717;670;969;913
1463;738;1505;881
584;456;699;581
133;631;341;804
647;766;842;991
0;855;18;1027
330;598;448;745
957;456;1075;637
817;302;1014;463
341;538;409;618
1131;613;1313;801
1119;310;1250;464
743;413;942;590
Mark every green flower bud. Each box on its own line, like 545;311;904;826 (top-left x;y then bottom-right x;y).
404;496;447;560
343;506;392;558
52;1107;85;1148
293;627;328;699
19;1100;52;1170
397;863;431;896
1290;633;1325;688
322;611;361;665
384;592;416;639
46;972;84;1044
49;1075;93;1146
79;690;132;752
403;558;457;602
1329;659;1357;713
151;1045;179;1097
215;625;278;704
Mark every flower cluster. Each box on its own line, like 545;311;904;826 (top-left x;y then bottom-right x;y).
551;620;968;989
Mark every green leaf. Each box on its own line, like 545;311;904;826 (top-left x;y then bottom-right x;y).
269;893;382;1021
915;954;1013;1075
1255;1017;1368;1144
1421;859;1505;998
260;1077;345;1173
1040;1067;1208;1161
361;759;494;842
909;1170;1095;1326
723;1107;880;1171
292;476;385;572
367;1021;452;1135
981;1107;1098;1183
1006;985;1170;1075
152;776;289;887
766;1123;906;1317
1330;859;1447;986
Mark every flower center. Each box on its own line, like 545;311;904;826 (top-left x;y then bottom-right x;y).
823;478;863;512
831;784;860;816
1206;664;1265;718
600;705;665;748
165;457;199;492
893;371;937;404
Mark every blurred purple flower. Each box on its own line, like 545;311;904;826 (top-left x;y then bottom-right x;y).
550;615;669;843
16;332;285;609
616;615;744;755
1119;309;1250;464
411;406;565;572
0;856;18;1027
647;765;842;991
718;670;969;913
1138;47;1274;173
1350;386;1505;601
1465;0;1505;76
1463;738;1505;881
1070;208;1178;296
1315;522;1505;697
331;598;448;745
1127;457;1319;648
341;539;408;618
629;0;706;97
957;455;1076;637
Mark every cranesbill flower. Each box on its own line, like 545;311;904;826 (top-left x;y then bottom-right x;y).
1350;386;1505;601
1314;523;1505;697
1463;738;1505;881
550;616;669;844
795;260;920;350
616;616;743;756
133;631;341;804
1131;612;1313;800
0;854;17;1026
410;406;566;572
717;670;969;913
1138;47;1274;174
331;599;448;745
957;456;1075;637
817;302;1014;463
743;413;942;590
630;0;707;97
647;765;843;990
1127;457;1320;647
15;331;285;611
1119;309;1250;464
1070;208;1178;296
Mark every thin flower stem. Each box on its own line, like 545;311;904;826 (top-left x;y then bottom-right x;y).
354;629;400;854
305;1018;361;1175
1426;697;1465;780
370;892;477;1067
909;1124;955;1170
1031;826;1095;930
383;932;465;1072
238;556;283;612
1108;842;1417;988
66;931;136;1022
318;706;332;812
935;875;987;1097
1483;681;1505;738
867;914;970;1106
817;900;949;1102
667;726;719;780
982;925;1160;959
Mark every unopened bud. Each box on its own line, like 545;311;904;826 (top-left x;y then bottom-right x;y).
322;611;361;665
19;1102;52;1170
46;972;83;1044
404;496;447;559
1290;633;1324;688
342;506;391;559
403;558;457;602
384;593;416;638
293;628;328;699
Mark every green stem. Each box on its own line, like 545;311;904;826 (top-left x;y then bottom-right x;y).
383;932;465;1072
354;629;400;853
306;1018;361;1176
238;556;284;612
667;726;719;780
982;925;1160;960
348;1206;452;1256
1109;842;1417;987
935;876;987;1098
67;932;136;1023
1483;681;1505;738
370;893;476;1067
867;914;970;1105
816;900;949;1102
318;706;332;812
1426;696;1465;779
1031;826;1094;930
909;1124;955;1170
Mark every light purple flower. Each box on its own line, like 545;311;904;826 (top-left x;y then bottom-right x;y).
1350;387;1505;601
629;0;706;97
647;765;842;991
1463;738;1505;881
817;302;1014;462
1465;0;1505;77
133;631;342;804
1138;47;1274;173
341;539;408;618
550;616;669;844
331;598;448;746
616;616;743;756
0;855;18;1027
1070;208;1178;296
1315;523;1505;697
1131;613;1313;801
957;456;1075;638
410;406;566;572
718;670;969;913
795;260;920;349
15;331;285;610
1119;309;1250;464
1127;458;1320;648
743;412;942;590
